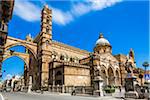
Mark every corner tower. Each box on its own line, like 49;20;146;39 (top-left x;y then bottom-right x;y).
94;33;112;54
34;5;52;88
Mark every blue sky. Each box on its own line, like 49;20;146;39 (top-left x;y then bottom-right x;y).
2;0;149;80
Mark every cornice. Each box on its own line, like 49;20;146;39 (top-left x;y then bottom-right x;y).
52;40;90;55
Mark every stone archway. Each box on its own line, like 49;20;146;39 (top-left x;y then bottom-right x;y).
5;43;36;60
107;67;115;85
115;69;120;86
3;51;29;68
4;37;39;89
100;65;107;86
5;36;37;60
2;54;30;87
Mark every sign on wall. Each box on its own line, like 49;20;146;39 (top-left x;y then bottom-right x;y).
144;74;150;80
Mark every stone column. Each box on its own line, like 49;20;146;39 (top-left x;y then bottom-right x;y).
48;85;51;92
93;76;104;97
114;76;116;86
11;79;15;91
28;76;32;93
62;85;65;93
99;80;104;96
52;64;55;86
52;85;55;92
82;86;85;94
41;62;49;87
106;76;109;85
57;84;59;92
52;62;55;92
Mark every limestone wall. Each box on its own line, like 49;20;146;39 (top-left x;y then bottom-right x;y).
64;66;91;86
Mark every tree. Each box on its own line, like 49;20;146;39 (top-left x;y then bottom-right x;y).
142;61;149;73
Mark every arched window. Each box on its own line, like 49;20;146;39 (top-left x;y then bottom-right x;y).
56;71;62;76
70;57;73;62
52;51;58;59
108;67;115;85
46;26;49;33
47;18;50;24
70;57;75;62
60;55;65;60
46;40;49;46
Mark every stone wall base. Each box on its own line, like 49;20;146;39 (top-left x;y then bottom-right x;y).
125;91;138;99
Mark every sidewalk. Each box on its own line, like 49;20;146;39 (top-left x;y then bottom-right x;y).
23;91;124;100
0;93;4;100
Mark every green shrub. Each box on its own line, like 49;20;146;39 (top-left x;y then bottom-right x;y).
104;85;115;93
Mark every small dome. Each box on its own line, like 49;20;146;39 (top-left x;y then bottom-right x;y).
96;33;110;46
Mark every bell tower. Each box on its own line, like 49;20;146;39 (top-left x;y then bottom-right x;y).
41;5;52;37
34;5;52;88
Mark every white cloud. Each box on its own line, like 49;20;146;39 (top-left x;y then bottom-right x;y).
90;0;122;10
71;3;91;16
71;0;122;17
52;7;73;25
14;0;41;22
14;0;122;25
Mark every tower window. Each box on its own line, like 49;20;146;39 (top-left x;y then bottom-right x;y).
56;71;62;76
60;55;65;60
46;27;49;33
47;19;50;24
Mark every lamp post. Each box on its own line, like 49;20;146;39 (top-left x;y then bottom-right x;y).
142;62;149;82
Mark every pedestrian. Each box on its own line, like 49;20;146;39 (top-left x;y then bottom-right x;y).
119;86;121;92
71;87;76;96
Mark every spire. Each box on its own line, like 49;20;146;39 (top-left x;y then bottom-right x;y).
26;33;33;42
129;48;135;61
44;4;49;9
99;33;104;38
28;33;31;38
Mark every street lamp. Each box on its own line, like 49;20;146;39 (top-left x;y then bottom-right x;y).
142;62;149;74
142;62;149;82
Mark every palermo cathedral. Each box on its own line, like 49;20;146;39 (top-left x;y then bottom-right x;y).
23;5;140;90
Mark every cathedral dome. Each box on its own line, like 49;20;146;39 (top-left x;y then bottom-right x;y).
96;33;110;46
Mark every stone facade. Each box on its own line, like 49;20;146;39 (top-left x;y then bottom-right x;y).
2;5;143;90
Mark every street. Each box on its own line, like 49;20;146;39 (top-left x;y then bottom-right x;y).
0;92;123;100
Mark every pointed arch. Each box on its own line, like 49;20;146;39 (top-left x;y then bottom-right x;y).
5;43;37;60
3;55;29;69
107;67;115;85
